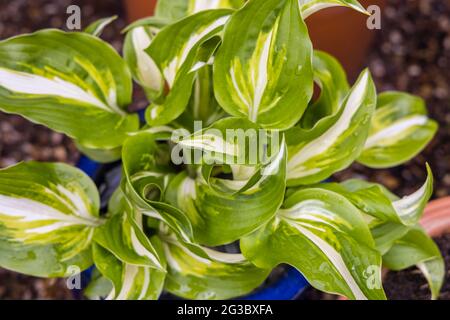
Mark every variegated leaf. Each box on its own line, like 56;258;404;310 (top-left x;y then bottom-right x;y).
241;188;386;300
145;10;231;126
0;30;139;150
383;227;444;300
286;69;376;186
155;0;244;21
84;16;117;37
121;131;195;243
315;165;433;227
214;0;313;129
358;92;438;168
162;236;270;300
300;50;350;129
92;240;166;300
94;209;164;270
123;17;168;100
298;0;368;19
174;117;280;166
0;162;102;277
165;140;287;246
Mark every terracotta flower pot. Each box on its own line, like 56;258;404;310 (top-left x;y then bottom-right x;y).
420;197;450;236
123;0;157;22
307;0;387;81
338;197;450;300
123;0;386;79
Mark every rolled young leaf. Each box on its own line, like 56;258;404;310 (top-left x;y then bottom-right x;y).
0;30;139;150
298;0;368;19
286;69;376;186
145;10;232;126
93;239;166;300
179;64;227;128
241;188;386;300
358;92;438;168
84;16;118;37
0;162;102;277
300;50;350;129
383;227;444;300
174;117;280;166
162;236;270;300
123;17;168;100
165;139;287;246
214;0;313;129
121;131;195;243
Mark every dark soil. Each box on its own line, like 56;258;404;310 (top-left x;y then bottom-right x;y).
384;234;450;300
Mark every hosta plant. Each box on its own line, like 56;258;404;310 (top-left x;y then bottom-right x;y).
0;0;443;300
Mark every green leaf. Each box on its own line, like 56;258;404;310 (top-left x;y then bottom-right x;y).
371;222;409;255
165;139;287;246
162;236;270;300
182;64;226;127
323;164;433;227
0;161;102;277
298;0;368;19
123;18;167;100
383;227;445;300
0;29;139;150
358;92;438;168
75;143;122;164
84;270;113;300
84;16;117;37
155;0;244;21
92;240;166;300
214;0;313;129
241;188;386;300
145;10;232;126
286;69;376;186
300;50;350;129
